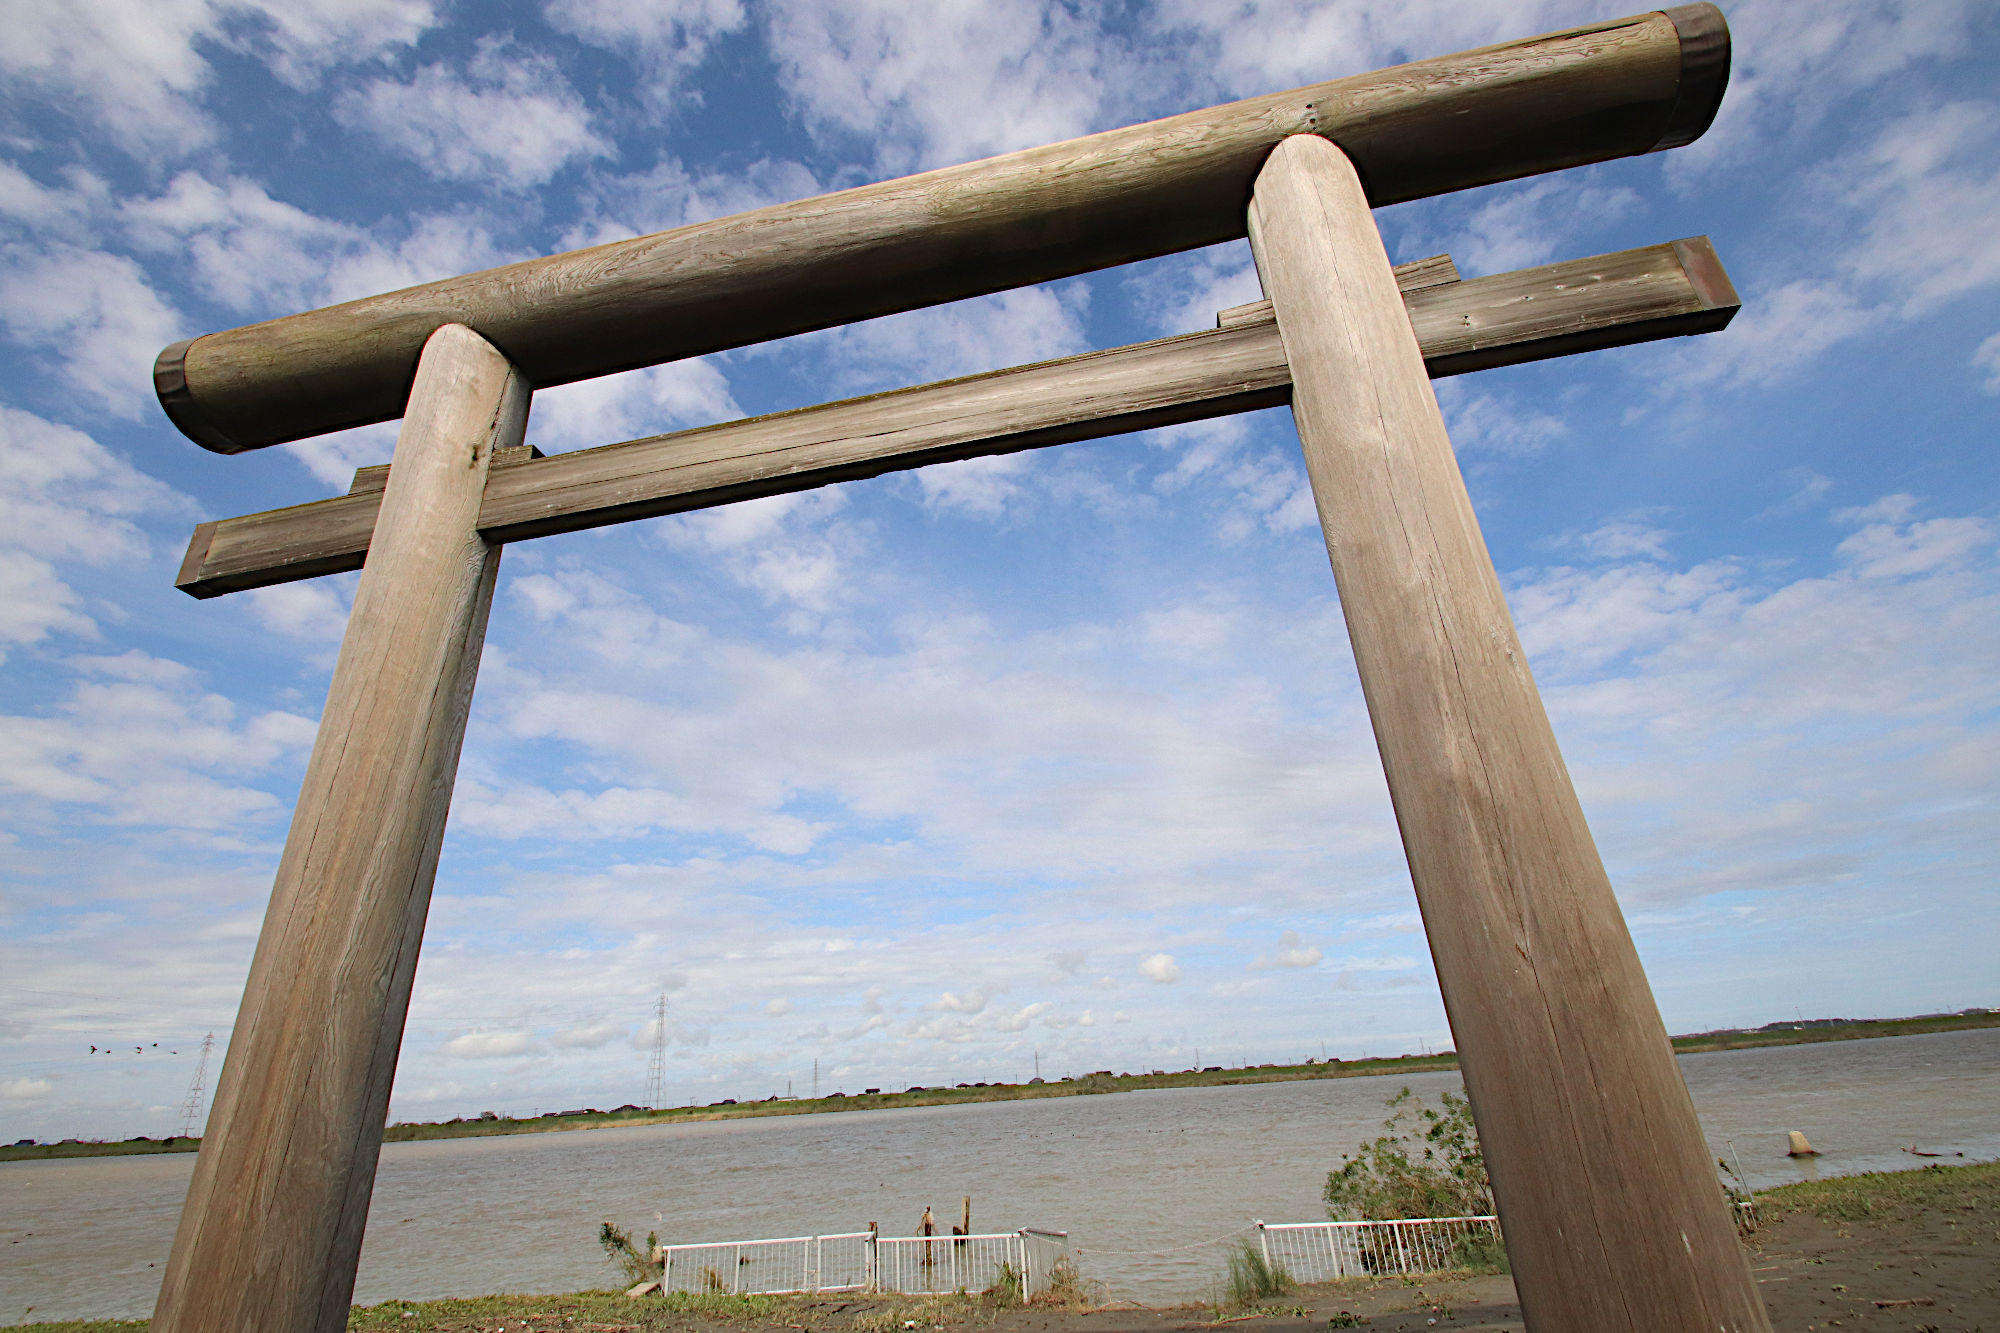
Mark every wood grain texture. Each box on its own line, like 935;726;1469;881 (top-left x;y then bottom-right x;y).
151;326;525;1333
1248;133;1768;1333
176;240;1736;598
1219;251;1458;327
156;6;1727;454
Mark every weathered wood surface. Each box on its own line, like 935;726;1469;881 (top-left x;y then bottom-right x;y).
176;239;1736;598
154;5;1728;454
151;326;525;1333
1248;134;1768;1333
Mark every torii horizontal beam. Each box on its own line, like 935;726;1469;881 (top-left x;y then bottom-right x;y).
175;237;1735;598
152;5;1727;455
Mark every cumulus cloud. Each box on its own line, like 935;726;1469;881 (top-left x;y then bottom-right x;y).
0;408;187;657
338;39;610;189
1139;953;1180;984
0;247;181;415
551;1023;624;1050
545;0;745;106
441;1030;537;1059
993;1001;1052;1032
762;0;1131;174
1253;930;1323;970
1;0;434;161
529;359;741;453
0;652;316;830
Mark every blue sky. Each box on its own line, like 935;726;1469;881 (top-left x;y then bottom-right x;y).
1;0;1995;1142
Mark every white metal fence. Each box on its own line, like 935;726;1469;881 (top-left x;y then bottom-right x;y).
1255;1217;1502;1280
653;1228;1073;1298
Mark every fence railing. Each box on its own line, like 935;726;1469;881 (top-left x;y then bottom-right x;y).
653;1228;1072;1298
1255;1217;1502;1280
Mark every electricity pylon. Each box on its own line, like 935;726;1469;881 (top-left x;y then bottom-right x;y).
178;1033;214;1138
644;994;668;1109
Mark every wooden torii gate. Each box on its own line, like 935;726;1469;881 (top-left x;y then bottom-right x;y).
148;7;1767;1332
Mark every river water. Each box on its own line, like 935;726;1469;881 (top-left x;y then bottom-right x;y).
4;1029;1995;1323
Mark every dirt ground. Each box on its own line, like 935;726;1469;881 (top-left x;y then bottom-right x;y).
23;1164;1996;1333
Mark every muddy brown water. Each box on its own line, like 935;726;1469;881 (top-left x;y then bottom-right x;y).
3;1029;1995;1324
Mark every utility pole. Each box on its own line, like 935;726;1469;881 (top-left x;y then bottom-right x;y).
645;994;668;1109
177;1033;214;1139
812;1058;819;1099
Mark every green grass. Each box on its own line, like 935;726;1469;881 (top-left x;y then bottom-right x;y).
1752;1159;2000;1225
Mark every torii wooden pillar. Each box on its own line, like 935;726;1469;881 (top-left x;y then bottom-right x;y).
1250;134;1763;1333
147;9;1765;1332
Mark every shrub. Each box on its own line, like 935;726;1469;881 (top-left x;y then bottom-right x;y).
1028;1256;1093;1310
1323;1087;1493;1221
983;1260;1024;1307
1225;1239;1294;1305
597;1220;662;1285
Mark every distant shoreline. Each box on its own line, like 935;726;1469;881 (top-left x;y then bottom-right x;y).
6;1008;1992;1163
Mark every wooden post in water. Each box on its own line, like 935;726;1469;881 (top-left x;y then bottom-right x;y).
151;325;527;1333
1246;133;1768;1333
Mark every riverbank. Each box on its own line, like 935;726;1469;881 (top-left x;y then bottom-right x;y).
7;1009;1992;1163
16;1160;1995;1332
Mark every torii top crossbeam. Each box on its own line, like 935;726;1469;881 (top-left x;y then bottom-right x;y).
146;10;1770;1333
154;5;1726;455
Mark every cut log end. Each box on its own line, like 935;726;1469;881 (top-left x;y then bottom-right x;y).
1654;3;1732;151
154;339;244;456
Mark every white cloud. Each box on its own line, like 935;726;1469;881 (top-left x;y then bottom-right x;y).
338;39;610;189
1254;930;1323;970
762;0;1129;174
529;359;740;453
244;580;353;643
1680;101;2000;391
561;156;822;250
930;991;987;1015
1761;468;1834;518
765;998;792;1016
545;0;745;106
0;0;435;158
655;489;859;615
0;408;187;658
1666;0;1984;183
1139;953;1180;984
993;1001;1052;1032
1329;954;1420;973
2;1077;55;1099
1438;385;1570;458
1537;516;1674;563
0;245;182;415
1145;0;1584;101
0;653;316;830
805;283;1092;400
441;1030;537;1059
1429;179;1639;277
1975;332;2000;395
550;1023;623;1050
1835;514;1992;581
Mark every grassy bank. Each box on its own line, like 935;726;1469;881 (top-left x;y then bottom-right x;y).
1751;1156;2000;1223
7;1009;1991;1162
